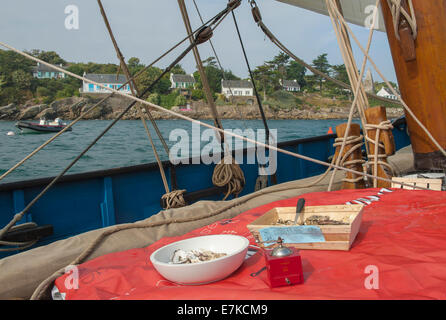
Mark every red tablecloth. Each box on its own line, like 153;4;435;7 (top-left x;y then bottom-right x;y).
54;188;446;300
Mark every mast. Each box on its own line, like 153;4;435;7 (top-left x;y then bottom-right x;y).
380;0;446;171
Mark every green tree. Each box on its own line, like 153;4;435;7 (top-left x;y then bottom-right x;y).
286;61;306;88
36;86;51;98
267;52;290;85
203;57;218;68
171;64;186;75
128;57;145;75
0;75;6;88
374;81;398;92
147;93;161;105
253;64;274;100
191;89;204;101
136;67;171;95
11;70;32;90
331;64;349;84
160;91;180;109
312;53;331;92
174;95;187;107
193;57;240;95
36;51;66;65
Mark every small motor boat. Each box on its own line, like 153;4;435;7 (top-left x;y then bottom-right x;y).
15;118;72;133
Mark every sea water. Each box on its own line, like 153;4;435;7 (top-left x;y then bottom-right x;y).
0;119;353;184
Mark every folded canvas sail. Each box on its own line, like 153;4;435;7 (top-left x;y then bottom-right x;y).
276;0;386;32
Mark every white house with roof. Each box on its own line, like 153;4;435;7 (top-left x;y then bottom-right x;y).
81;73;132;94
376;87;399;100
170;73;196;89
32;62;66;79
221;79;253;98
281;79;301;92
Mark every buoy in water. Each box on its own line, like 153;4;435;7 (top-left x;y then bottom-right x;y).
327;127;334;134
7;131;15;136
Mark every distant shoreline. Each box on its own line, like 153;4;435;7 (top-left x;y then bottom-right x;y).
0;96;405;122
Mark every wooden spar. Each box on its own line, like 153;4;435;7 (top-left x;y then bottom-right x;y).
380;0;446;171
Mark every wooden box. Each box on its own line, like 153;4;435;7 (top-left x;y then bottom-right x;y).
391;177;442;191
247;205;364;251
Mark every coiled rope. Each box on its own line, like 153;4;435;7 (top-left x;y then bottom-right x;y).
212;154;245;200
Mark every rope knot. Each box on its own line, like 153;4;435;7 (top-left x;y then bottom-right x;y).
161;189;187;210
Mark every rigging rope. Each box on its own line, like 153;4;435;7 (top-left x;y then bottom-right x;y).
192;0;274;190
328;3;446;160
0;42;432;192
178;0;246;200
248;0;401;106
0;7;224;185
325;0;379;190
97;0;184;208
178;0;224;139
365;120;395;188
332;135;366;184
231;8;278;186
0;1;240;250
0;32;436;255
387;0;417;41
0;28;211;249
1;4;438;250
0;222;39;252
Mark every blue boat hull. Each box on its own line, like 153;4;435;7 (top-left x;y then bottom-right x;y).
0;118;411;258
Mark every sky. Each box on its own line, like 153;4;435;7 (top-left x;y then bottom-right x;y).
0;0;397;83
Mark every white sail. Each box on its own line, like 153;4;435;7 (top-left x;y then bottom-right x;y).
276;0;386;32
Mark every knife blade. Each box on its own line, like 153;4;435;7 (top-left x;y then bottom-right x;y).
294;198;305;225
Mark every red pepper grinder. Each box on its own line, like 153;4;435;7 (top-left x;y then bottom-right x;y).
264;237;304;288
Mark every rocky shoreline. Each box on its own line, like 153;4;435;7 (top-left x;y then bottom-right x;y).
0;96;405;121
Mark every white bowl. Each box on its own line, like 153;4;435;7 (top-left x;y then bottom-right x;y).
150;235;249;285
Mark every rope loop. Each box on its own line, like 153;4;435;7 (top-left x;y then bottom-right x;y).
212;154;245;201
365;120;395;187
0;222;40;252
333;135;366;184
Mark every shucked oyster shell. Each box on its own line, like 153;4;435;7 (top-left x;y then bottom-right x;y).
170;248;227;264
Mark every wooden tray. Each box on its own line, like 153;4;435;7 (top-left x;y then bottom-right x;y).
247;205;364;251
391;177;442;191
